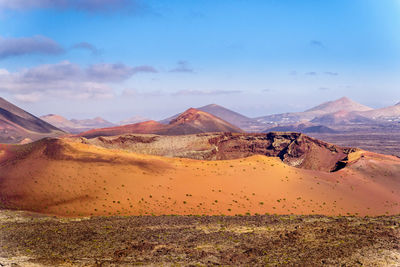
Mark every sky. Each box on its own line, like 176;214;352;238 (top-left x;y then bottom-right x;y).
0;0;399;122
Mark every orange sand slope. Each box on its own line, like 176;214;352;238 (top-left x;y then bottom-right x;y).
0;138;399;217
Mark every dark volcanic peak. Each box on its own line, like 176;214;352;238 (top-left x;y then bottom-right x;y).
198;104;265;131
198;103;251;121
169;108;203;124
160;107;243;134
0;97;64;144
0;97;41;120
161;103;262;131
78;108;243;138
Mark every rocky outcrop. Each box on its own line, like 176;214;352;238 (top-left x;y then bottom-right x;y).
83;132;357;172
207;132;355;171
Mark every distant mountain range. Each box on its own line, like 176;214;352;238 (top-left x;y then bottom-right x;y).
41;114;115;134
44;96;400;135
0;97;64;144
256;97;374;125
358;101;400;122
1;96;400;144
256;97;400;132
159;97;400;133
41;114;150;134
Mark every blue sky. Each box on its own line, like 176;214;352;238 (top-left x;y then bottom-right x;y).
0;0;399;121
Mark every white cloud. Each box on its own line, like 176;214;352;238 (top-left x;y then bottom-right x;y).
14;92;42;103
0;61;157;102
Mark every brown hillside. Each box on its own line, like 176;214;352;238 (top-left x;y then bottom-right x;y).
0;137;399;217
77;120;165;139
78;108;243;138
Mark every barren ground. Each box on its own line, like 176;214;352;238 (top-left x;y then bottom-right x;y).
310;133;400;157
1;138;400;217
0;210;399;266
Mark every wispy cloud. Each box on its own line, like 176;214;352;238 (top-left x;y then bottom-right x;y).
71;42;100;55
318;87;330;91
324;71;339;76
0;35;64;59
14;92;42;103
87;63;157;82
0;61;157;102
120;88;240;98
0;0;146;13
121;88;164;97
169;61;194;73
305;71;317;76
309;40;325;48
172;89;241;96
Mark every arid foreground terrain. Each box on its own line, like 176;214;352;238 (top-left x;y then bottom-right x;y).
1;132;400;266
1;133;400;217
0;210;400;266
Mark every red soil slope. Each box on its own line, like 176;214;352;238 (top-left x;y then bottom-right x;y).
0;138;399;217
